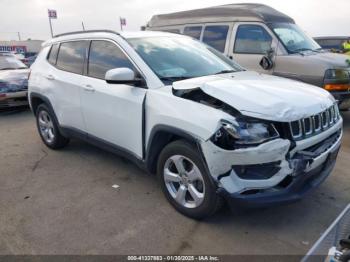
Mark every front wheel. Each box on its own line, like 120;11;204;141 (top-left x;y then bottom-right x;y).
157;140;222;219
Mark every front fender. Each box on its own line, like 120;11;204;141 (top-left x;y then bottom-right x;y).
145;87;235;145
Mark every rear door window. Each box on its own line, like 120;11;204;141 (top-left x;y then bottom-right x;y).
48;44;59;65
183;26;202;40
234;25;272;54
56;41;88;74
202;25;229;52
87;40;135;79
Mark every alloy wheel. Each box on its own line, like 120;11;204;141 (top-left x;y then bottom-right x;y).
38;110;55;144
163;155;205;208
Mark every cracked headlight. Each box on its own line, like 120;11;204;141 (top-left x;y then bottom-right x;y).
211;119;280;149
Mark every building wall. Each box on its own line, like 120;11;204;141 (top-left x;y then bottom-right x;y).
0;40;44;53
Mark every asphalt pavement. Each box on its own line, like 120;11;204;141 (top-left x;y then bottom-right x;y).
0;109;349;255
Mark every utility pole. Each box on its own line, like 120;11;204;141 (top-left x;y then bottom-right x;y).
17;32;21;41
82;21;85;31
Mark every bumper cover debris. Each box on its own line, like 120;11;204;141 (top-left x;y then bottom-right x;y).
218;146;339;208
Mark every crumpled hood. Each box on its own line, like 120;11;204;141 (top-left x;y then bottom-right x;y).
172;71;335;122
0;69;29;93
305;52;350;68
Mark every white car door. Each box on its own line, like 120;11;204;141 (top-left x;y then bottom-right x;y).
228;22;278;73
80;40;146;158
48;41;89;131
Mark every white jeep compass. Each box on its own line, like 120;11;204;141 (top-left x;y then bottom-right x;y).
29;30;343;219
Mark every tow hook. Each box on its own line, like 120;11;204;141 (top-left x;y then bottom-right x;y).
288;151;315;176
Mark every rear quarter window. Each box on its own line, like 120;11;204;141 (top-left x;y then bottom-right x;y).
183;26;202;40
202;25;229;53
56;41;89;74
47;44;59;65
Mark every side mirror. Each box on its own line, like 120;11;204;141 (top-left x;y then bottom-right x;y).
259;56;274;70
105;67;142;85
259;48;275;70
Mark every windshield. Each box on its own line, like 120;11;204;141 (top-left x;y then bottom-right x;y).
128;36;243;83
0;56;27;70
269;23;321;53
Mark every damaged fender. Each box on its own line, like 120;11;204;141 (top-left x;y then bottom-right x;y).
145;86;236;145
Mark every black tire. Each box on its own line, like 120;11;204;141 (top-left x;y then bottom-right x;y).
157;140;223;219
35;104;69;149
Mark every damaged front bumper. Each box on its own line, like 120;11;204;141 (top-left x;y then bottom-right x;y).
201;119;343;208
0;91;28;108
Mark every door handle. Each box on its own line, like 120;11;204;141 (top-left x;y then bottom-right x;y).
83;84;95;92
46;74;55;80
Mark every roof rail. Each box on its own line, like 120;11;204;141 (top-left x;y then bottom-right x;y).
54;30;120;38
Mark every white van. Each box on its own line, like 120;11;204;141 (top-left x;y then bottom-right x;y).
146;3;350;109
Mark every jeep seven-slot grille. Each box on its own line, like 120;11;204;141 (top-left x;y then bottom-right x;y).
289;104;340;140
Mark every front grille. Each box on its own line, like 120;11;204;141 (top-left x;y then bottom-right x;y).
289;104;340;140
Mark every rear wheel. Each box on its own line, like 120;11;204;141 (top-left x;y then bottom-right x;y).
36;104;69;149
157;140;222;219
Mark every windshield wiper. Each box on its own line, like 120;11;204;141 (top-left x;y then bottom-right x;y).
0;67;16;70
292;48;322;54
292;48;313;53
158;76;193;82
214;69;236;75
315;48;325;52
0;67;28;70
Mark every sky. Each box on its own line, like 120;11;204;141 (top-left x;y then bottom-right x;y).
0;0;349;41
